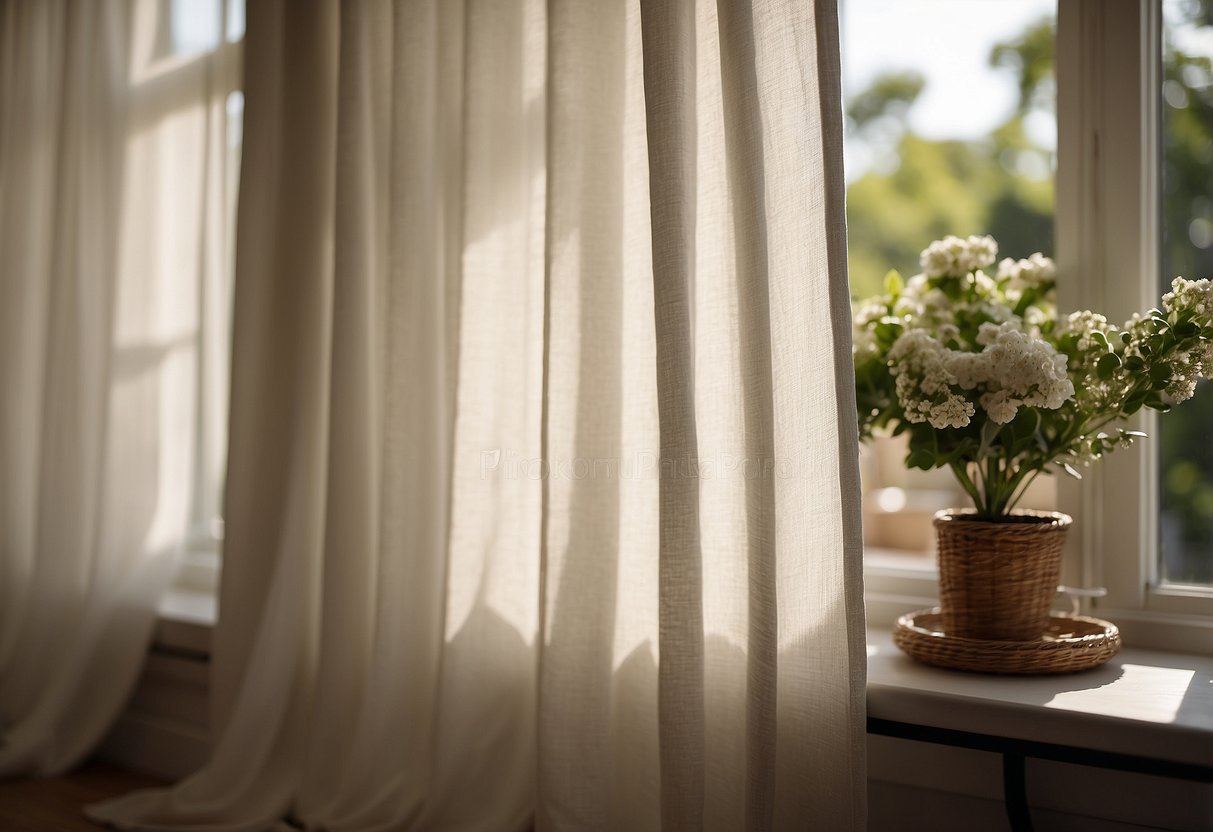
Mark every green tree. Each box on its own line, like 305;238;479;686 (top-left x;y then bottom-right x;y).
845;19;1055;299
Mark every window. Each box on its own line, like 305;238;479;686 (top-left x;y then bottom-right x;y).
1055;0;1213;653
848;0;1213;653
1159;0;1213;589
842;0;1059;571
154;0;244;593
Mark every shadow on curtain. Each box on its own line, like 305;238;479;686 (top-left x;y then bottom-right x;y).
86;1;867;829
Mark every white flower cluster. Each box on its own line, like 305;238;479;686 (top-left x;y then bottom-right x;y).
1054;310;1124;414
887;330;975;429
854;302;886;327
1157;278;1213;401
965;269;999;298
1165;351;1206;402
1059;310;1114;354
919;235;999;278
887;322;1074;428
996;253;1055;291
1163;277;1213;319
967;322;1074;423
854;234;1213;515
852;302;885;360
892;280;953;328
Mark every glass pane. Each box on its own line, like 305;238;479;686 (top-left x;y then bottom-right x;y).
226;0;246;42
170;0;221;55
1160;0;1213;586
842;0;1058;554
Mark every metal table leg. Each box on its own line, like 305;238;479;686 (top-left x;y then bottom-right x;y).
1002;753;1033;832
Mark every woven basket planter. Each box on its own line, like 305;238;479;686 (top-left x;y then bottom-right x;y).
934;509;1072;641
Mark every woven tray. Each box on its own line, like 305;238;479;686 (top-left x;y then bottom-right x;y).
894;608;1121;674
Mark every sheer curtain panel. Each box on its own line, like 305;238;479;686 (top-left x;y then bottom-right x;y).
0;0;231;776
90;0;867;829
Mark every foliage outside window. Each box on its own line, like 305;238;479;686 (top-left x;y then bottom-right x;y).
1160;0;1213;586
844;7;1056;301
842;1;1059;554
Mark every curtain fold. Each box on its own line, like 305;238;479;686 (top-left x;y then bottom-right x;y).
89;0;866;829
0;0;224;778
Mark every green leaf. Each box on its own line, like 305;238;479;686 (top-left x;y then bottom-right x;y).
883;269;904;296
1001;407;1042;456
1096;352;1122;380
906;449;935;470
978;419;1001;456
874;320;903;345
1123;355;1145;372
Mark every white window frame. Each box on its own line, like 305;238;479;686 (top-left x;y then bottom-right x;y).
1056;0;1213;653
161;3;243;596
864;0;1213;655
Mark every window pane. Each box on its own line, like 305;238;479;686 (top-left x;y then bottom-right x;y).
226;0;246;42
170;0;222;56
842;0;1058;553
1160;0;1213;587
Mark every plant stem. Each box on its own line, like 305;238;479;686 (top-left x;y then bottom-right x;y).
950;461;984;512
1006;467;1042;512
987;455;1002;516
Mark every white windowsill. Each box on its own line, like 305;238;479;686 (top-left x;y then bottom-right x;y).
154;587;216;657
154;589;1213;771
151;588;1213;774
864;545;935;574
867;627;1213;771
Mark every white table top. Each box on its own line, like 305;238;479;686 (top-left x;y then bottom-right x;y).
867;628;1213;769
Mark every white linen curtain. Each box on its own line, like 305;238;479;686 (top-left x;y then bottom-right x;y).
0;0;228;776
91;0;867;829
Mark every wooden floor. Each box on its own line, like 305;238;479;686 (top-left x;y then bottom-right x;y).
0;762;164;832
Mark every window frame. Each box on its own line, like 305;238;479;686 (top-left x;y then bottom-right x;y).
1055;0;1213;652
160;3;244;595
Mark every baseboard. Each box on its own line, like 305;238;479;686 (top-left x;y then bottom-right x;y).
98;710;209;783
97;649;210;782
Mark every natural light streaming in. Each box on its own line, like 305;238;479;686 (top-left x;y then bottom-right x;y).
1046;664;1197;724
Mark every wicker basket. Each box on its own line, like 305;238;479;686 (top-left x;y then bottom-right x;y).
935;509;1072;642
894;608;1121;674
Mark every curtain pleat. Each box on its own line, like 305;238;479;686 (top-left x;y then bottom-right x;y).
0;0;222;778
637;2;708;827
89;1;866;829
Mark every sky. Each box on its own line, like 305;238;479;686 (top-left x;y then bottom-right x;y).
840;0;1056;145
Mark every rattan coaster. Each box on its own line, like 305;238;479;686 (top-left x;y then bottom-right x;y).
893;608;1121;674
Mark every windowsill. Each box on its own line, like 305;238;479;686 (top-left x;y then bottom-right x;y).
864;545;935;574
152;590;1213;773
154;586;216;657
867;627;1213;771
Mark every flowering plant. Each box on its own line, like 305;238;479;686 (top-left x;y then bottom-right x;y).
854;235;1213;519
